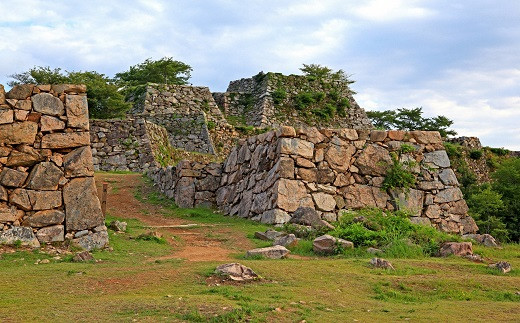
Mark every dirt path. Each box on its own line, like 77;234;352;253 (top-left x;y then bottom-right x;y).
95;173;255;262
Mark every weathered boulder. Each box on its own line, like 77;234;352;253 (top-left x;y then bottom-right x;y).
215;263;258;281
289;207;321;227
273;234;298;247
63;146;95;178
25;162;64;190
22;209;65;227
259;209;291;224
109;220;127;232
72;231;109;251
0;226;40;247
72;251;95;262
369;257;395;270
32;93;65;116
36;225;64;243
6;145;43;167
462;233;498;247
65;95;89;130
438;242;473;257
63;177;104;231
488;261;512;274
313;235;353;254
254;229;284;241
460;216;479;234
246;245;290;259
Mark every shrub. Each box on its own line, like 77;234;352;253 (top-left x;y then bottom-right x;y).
294;92;315;110
469;150;483;160
381;151;416;192
488;147;510;156
443;142;463;158
272;88;286;105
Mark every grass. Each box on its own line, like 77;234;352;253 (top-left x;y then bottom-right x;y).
0;173;518;322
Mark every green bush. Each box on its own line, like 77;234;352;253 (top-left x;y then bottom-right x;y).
443;142;463;158
331;208;458;257
469;150;483;160
272;88;286;105
488;147;510;156
294;92;316;110
381;150;416;192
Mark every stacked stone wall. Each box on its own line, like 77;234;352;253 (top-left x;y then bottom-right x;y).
0;84;108;250
90;118;167;172
215;127;477;234
148;160;222;208
222;72;373;129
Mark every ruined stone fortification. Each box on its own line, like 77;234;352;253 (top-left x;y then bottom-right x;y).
92;71;374;171
90;118;170;172
150;126;478;235
214;72;373;129
0;84;108;250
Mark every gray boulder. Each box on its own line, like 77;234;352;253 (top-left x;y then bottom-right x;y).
313;234;353;255
370;257;395;270
0;226;40;247
273;234;299;247
215;263;258;281
246;245;290;259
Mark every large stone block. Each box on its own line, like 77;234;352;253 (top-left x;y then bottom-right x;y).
36;225;65;243
274;179;311;212
0;168;28;187
0;121;38;145
423;151;450;168
0;108;13;124
32;93;65;116
6;145;43;167
28;190;63;210
41;132;90;149
434;187;463;203
22;209;65;227
325;139;356;172
63;146;95;178
63;177;103;231
6;84;34;100
66;95;89;130
0;226;40;247
354;144;392;176
26;162;64;190
278;138;314;159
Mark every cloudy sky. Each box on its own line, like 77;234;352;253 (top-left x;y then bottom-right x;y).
1;0;519;149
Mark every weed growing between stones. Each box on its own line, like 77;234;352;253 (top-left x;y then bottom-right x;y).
381;144;417;193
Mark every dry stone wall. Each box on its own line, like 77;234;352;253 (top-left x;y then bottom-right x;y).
222;72;373;129
90;118;168;172
148;160;222;208
216;127;478;234
0;84;108;250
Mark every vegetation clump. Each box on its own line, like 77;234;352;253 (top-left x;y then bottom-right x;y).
381;144;417;192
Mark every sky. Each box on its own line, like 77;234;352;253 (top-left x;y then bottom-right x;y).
0;0;519;150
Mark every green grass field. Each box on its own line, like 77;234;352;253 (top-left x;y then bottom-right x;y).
0;173;518;322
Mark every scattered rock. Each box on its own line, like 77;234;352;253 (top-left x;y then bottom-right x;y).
462;233;498;247
313;235;353;255
215;263;259;281
109;220;127;232
273;234;299;247
488;261;512;274
0;226;40;248
369;257;395;270
463;254;484;262
73;251;95;262
72;231;109;251
246;245;290;259
367;247;383;254
254;229;284;241
438;242;473;257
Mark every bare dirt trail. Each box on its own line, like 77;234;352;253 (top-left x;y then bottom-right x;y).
95;173;255;262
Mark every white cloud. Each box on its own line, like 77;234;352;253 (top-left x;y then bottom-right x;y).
353;0;435;22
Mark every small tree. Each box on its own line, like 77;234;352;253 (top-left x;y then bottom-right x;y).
8;66;131;119
300;64;354;84
366;107;456;137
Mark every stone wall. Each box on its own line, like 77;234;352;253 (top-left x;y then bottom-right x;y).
148;160;222;208
217;127;478;234
0;84;108;250
90;118;169;172
149;126;478;235
222;72;373;129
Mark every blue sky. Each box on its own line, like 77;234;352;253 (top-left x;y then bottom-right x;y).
1;0;519;149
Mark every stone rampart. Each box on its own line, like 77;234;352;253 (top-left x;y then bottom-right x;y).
151;126;478;235
0;84;108;250
90;118;169;172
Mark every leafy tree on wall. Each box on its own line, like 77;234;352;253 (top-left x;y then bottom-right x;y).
366;107;457;137
8;66;130;119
